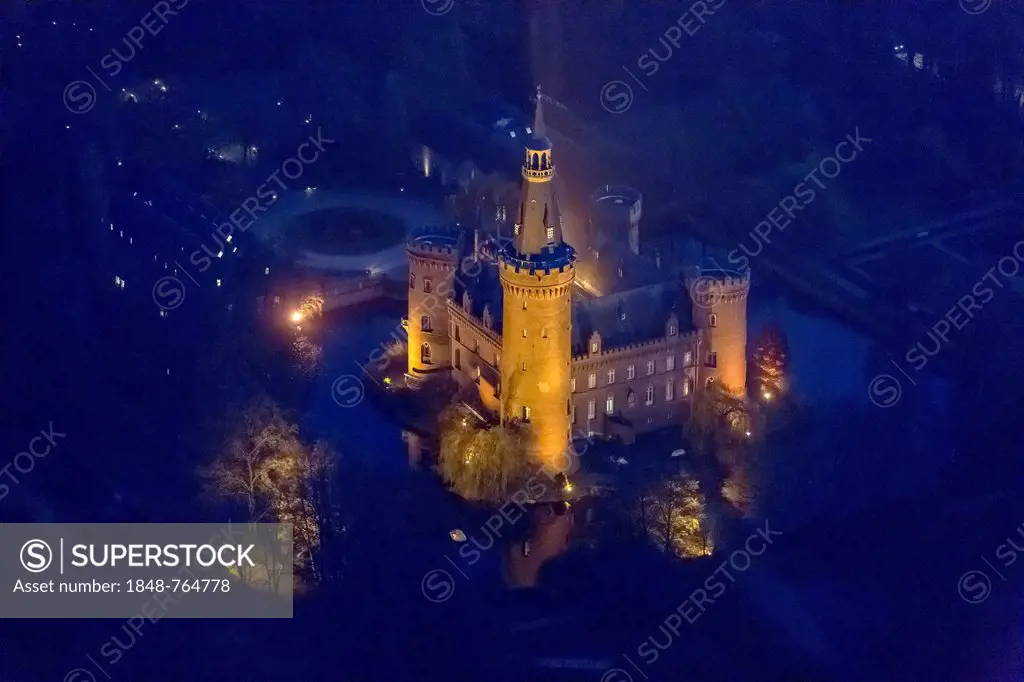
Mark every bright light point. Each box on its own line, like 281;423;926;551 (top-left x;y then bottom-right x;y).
449;529;467;542
216;279;222;287
290;311;303;324
65;125;70;130
762;391;773;401
399;187;404;192
225;234;232;243
276;101;282;106
216;250;223;258
745;431;752;437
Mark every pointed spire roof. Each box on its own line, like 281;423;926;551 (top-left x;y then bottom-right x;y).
533;85;547;140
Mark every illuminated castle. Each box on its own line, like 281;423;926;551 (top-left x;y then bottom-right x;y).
406;90;749;470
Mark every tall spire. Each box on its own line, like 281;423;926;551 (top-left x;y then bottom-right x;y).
533;85;546;140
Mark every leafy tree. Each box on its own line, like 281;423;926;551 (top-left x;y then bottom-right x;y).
751;322;789;400
298;293;324;321
264;439;341;584
646;477;713;558
605;474;712;558
684;382;752;471
436;407;534;503
201;395;302;522
291;335;323;378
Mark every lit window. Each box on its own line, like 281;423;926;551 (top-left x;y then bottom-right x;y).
706;352;717;368
607;369;615;384
216;279;222;287
588;373;597;389
423;278;432;293
542;328;548;338
514;224;520;236
571;377;576;393
587;400;596;420
666;381;675;401
522;405;530;420
709;314;717;328
591;342;598;354
522;328;527;338
421;316;432;332
684;351;692;366
627;364;635;380
526;126;532;134
668;323;677;336
647;360;655;376
606;394;615;414
646;385;655;405
421;343;432;363
521;362;527;372
510;131;516;138
666;355;675;371
264;267;270;275
546;226;554;241
683;377;692;396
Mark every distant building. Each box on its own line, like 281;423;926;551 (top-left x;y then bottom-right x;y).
406;91;750;465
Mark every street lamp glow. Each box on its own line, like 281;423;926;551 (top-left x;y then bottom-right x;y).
762;390;773;401
290;311;303;324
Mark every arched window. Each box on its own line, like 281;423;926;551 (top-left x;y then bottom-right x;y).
531;153;539;170
421;343;431;364
421;315;432;332
683;376;693;396
645;384;654;405
626;389;636;407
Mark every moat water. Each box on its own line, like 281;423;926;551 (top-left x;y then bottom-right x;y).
304;302;577;594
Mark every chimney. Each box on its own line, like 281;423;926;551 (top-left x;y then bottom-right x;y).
473;228;480;261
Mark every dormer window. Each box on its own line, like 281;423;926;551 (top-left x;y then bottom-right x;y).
668;323;677;336
591;342;598;353
619;307;626;321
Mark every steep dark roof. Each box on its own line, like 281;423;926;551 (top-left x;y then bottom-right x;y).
575;244;670;296
452;258;504;336
572;283;691;353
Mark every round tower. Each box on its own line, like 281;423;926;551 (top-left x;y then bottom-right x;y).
406;230;460;377
499;88;577;474
686;265;751;396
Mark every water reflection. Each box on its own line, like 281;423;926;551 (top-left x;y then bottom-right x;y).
503;502;577;589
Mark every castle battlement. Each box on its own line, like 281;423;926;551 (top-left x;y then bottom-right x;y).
572;328;702;363
407;228;461;260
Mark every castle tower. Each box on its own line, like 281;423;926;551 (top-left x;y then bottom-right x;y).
499;88;576;474
686;265;751;396
406;230;461;377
